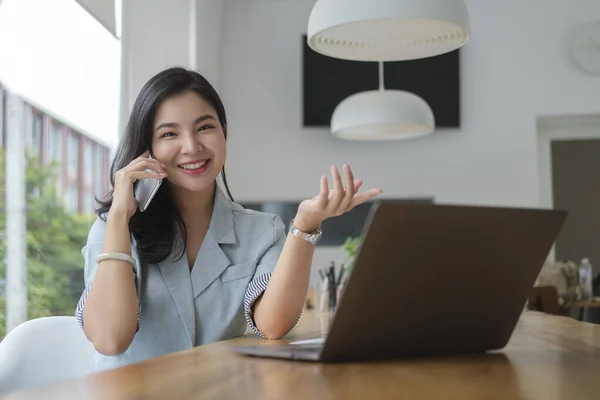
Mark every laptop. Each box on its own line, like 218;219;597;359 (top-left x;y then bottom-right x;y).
233;201;567;362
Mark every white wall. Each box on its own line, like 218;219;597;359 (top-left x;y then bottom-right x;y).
120;0;194;126
120;0;600;283
220;0;600;209
195;0;226;92
218;0;600;281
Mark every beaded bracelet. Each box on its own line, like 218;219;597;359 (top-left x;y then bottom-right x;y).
96;252;136;267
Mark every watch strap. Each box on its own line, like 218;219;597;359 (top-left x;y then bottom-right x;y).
288;219;323;245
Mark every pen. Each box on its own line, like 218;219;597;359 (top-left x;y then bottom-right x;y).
328;262;336;310
336;263;345;287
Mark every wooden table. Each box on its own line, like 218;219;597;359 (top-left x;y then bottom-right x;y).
570;299;600;321
3;311;600;400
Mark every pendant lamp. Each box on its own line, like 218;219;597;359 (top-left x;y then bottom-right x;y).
307;0;470;62
331;62;434;141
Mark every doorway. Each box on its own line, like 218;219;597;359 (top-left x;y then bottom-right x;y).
537;114;600;270
537;114;600;323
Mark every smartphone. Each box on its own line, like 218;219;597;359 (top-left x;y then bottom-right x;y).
133;154;163;212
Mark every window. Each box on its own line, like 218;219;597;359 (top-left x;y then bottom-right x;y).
67;184;78;213
0;89;4;149
48;123;63;162
0;0;121;341
84;191;95;214
30;111;42;157
93;146;105;196
84;141;94;184
68;135;79;177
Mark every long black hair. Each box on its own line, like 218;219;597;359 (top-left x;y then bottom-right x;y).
96;67;234;266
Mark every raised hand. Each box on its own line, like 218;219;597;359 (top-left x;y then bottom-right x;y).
294;164;382;232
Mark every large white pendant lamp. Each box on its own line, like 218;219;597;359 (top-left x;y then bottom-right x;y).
308;0;469;141
307;0;470;62
331;62;434;141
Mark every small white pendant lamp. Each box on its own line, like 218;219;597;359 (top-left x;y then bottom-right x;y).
330;62;435;141
307;0;470;62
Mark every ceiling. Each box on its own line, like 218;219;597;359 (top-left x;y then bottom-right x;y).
74;0;117;38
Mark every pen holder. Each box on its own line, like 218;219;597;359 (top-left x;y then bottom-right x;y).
311;262;348;333
310;279;334;336
313;275;346;314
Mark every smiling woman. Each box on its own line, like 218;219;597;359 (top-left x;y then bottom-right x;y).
74;67;382;372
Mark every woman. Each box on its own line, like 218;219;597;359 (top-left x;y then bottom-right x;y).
75;67;382;371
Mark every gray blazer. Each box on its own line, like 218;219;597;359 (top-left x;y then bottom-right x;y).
76;186;286;372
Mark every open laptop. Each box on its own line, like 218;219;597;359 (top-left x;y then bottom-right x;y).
233;201;567;362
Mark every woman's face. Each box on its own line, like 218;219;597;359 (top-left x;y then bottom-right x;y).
151;90;226;194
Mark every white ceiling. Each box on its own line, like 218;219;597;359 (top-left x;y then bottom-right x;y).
74;0;116;38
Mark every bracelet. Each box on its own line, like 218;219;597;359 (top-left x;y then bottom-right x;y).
288;219;323;245
96;252;136;267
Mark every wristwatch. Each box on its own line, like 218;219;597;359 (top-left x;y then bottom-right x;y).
289;219;323;245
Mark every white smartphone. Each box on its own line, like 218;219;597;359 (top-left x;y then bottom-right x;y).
133;154;163;212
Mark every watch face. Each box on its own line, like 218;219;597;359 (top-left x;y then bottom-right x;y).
572;20;600;75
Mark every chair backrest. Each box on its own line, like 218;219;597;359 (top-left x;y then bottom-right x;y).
527;286;568;316
0;316;95;395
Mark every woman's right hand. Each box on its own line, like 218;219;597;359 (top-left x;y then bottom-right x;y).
109;151;168;220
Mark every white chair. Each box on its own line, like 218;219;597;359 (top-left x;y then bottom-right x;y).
0;316;95;395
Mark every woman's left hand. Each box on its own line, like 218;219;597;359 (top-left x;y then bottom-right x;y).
294;165;383;232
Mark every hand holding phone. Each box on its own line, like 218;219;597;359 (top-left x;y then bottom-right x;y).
133;163;163;212
111;151;167;218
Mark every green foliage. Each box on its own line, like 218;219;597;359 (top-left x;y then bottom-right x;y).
341;236;361;259
0;151;93;338
341;236;361;274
